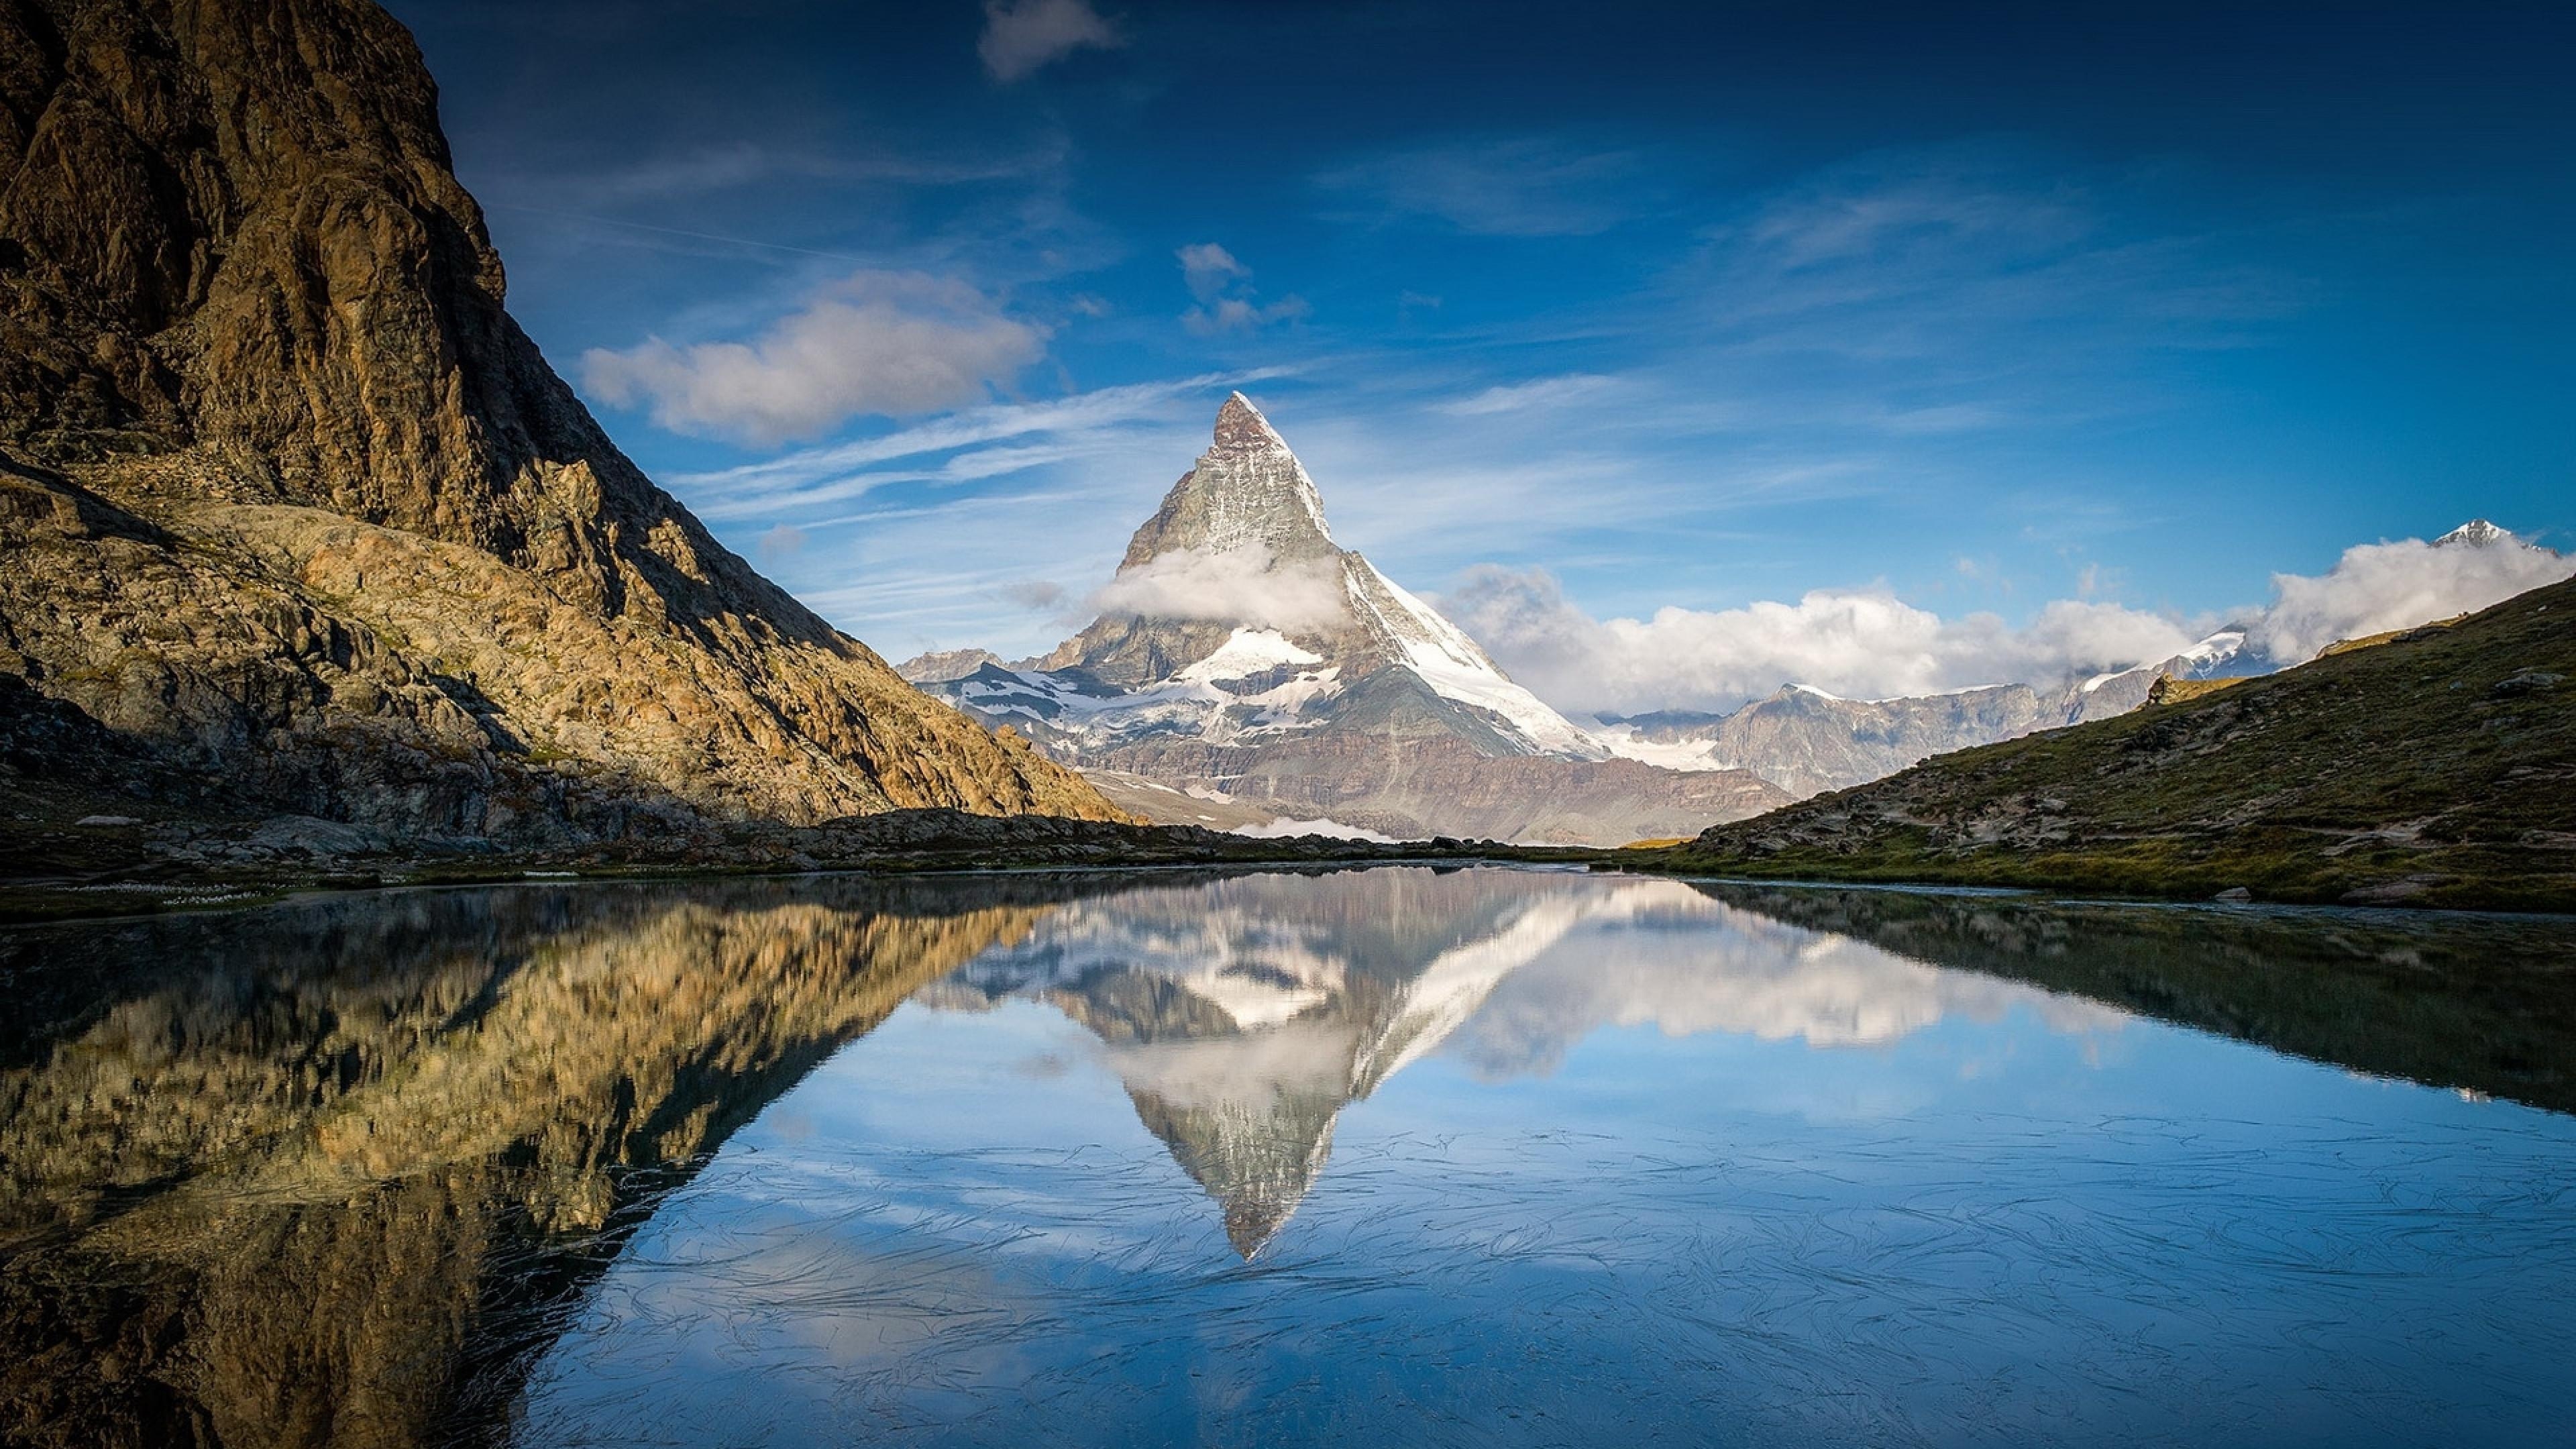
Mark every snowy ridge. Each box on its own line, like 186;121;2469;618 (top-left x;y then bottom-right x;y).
2081;628;2246;694
1345;557;1610;759
946;626;1348;749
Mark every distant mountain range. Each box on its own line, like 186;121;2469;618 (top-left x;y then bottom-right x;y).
1656;572;2576;910
1592;520;2557;798
1590;631;2247;798
904;395;1788;843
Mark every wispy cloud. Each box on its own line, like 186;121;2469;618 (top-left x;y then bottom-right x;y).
581;270;1046;446
665;369;1294;520
1685;143;2306;363
1316;138;1663;236
1435;374;1623;416
1175;243;1309;334
979;0;1122;83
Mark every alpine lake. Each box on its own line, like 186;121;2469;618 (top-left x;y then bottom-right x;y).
3;864;2570;1448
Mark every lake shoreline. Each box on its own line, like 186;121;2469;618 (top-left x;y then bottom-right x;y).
9;804;2575;926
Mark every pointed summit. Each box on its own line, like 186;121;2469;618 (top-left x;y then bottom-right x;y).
1120;394;1336;568
2435;519;2513;549
1212;390;1288;451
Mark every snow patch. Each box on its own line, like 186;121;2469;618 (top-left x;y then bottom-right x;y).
1229;816;1400;843
1178;629;1323;682
1592;723;1728;772
1346;559;1608;759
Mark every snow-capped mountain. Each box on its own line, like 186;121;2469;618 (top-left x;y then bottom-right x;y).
918;869;1725;1255
1587;523;2553;802
957;392;1606;760
907;394;1787;842
914;868;2125;1256
2435;519;2514;549
1591;624;2261;799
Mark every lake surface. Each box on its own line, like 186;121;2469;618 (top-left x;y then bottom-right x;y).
3;866;2572;1448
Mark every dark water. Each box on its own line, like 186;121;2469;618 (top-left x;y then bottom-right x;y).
2;867;2571;1448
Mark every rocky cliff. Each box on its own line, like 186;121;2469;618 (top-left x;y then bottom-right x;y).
0;0;1116;846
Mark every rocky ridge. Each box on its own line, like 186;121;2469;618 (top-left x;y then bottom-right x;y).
0;0;1117;855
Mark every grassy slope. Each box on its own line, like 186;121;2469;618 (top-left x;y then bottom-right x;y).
1654;578;2576;910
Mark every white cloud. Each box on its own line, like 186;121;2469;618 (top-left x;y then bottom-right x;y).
1091;543;1352;633
1444;523;2573;718
978;0;1121;83
581;271;1045;447
665;370;1290;520
2249;529;2573;663
1436;374;1621;417
1175;243;1307;334
1442;568;2201;716
1177;242;1248;301
1185;296;1312;335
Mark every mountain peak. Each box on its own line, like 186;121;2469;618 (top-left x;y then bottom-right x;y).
2435;519;2512;549
1120;394;1336;568
1213;390;1284;449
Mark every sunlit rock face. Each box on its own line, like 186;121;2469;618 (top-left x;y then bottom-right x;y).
0;879;1067;1449
0;0;1116;843
913;398;1791;843
920;867;2127;1256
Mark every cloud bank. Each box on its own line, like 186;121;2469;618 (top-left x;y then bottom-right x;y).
1091;543;1352;633
582;271;1044;447
979;0;1121;83
1445;526;2569;716
2249;533;2573;663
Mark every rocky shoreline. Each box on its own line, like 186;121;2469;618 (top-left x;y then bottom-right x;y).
0;806;1615;924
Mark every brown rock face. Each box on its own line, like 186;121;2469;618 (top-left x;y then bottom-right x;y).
0;0;1119;839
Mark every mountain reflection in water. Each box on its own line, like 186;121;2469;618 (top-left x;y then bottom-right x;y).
924;871;2132;1256
1;866;2570;1448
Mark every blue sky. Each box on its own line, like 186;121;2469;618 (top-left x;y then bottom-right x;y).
391;0;2573;708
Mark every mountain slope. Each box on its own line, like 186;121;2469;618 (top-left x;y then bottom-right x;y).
918;394;1788;843
0;0;1116;841
1656;577;2576;909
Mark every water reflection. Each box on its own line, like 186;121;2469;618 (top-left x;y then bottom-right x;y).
0;876;1104;1448
0;867;2569;1447
921;872;2135;1254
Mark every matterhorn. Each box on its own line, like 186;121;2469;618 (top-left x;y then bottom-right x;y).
905;394;1786;843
